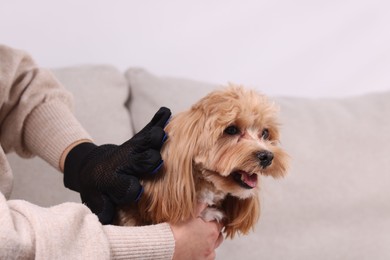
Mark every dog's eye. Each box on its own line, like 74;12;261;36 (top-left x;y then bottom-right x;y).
224;125;240;135
261;128;270;139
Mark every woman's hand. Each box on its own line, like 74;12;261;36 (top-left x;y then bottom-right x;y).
170;203;224;260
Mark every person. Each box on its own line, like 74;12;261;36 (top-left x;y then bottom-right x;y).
0;44;223;259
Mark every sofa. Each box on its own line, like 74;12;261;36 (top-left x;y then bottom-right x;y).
8;65;390;260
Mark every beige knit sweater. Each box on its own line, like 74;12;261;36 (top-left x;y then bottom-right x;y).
0;44;175;259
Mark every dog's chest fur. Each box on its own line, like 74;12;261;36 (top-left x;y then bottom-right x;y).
196;180;228;222
116;171;229;226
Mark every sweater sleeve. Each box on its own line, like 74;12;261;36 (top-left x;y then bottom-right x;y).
0;45;175;259
0;44;91;170
0;193;175;259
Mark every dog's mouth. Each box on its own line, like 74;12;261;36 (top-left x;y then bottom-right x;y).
232;171;258;189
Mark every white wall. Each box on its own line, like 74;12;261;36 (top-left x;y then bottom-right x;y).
1;0;390;97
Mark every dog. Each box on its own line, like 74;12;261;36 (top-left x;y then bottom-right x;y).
117;85;289;238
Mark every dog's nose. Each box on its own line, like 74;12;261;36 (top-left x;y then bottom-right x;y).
256;150;274;168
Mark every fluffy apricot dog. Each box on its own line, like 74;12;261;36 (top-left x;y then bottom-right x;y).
117;85;289;238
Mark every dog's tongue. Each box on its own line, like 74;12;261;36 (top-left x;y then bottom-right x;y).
241;171;258;188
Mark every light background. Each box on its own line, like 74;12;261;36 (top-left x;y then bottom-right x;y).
1;0;390;97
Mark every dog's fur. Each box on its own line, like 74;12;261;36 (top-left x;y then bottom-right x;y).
117;85;289;238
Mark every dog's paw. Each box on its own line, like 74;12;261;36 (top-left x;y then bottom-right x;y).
201;207;225;222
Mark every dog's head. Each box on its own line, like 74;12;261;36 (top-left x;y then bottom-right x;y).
139;85;289;237
189;85;288;198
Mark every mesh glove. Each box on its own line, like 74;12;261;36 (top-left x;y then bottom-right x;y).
64;107;171;224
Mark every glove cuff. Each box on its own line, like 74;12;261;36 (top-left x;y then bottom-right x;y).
64;142;97;192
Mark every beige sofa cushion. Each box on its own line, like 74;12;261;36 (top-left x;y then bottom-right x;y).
125;68;390;260
9;65;133;206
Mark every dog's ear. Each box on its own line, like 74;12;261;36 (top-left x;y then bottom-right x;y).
222;194;260;238
138;109;205;224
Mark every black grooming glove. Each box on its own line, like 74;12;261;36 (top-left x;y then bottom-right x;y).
64;107;171;224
